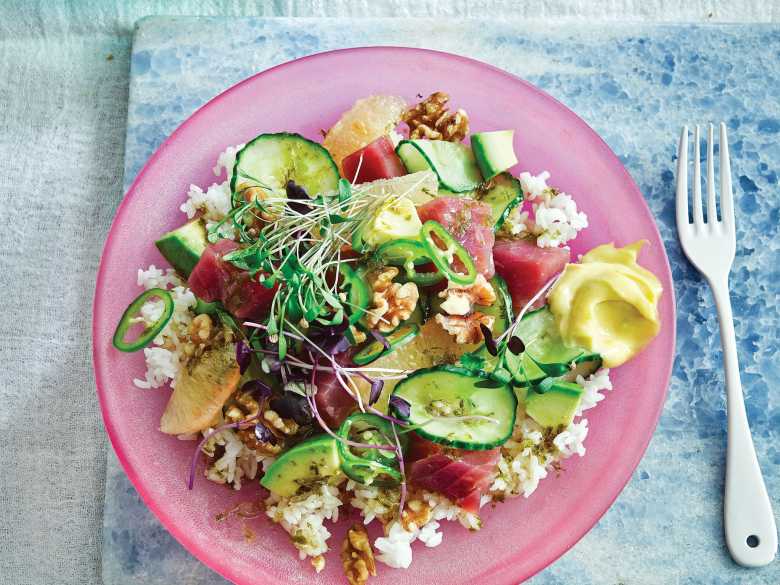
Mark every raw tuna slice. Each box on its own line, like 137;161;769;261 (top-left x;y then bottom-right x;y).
417;197;495;278
188;240;277;320
493;238;570;311
342;136;407;184
313;370;357;429
408;433;500;514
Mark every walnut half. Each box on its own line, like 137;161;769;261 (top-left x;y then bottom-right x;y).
438;274;497;316
403;91;469;142
365;267;419;333
341;524;377;585
435;312;495;344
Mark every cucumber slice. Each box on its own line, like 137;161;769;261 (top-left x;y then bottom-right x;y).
390;365;517;450
516;307;598;376
470;130;518;180
477;173;524;232
353;323;420;366
524;381;583;428
504;350;547;387
231;132;340;200
559;358;603;383
483;275;512;336
396;140;483;193
155;219;208;277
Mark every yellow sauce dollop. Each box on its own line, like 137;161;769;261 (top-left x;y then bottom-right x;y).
548;241;663;368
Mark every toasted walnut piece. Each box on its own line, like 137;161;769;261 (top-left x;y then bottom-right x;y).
435;312;495;344
341;524;377;585
349;326;367;345
403;91;470;142
365;267;420;333
223;389;284;453
189;314;213;344
400;498;433;532
263;409;299;436
438;274;497;316
241;186;279;221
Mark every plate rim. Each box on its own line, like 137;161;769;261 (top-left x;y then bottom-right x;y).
93;45;676;585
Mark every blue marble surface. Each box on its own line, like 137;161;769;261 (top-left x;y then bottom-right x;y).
104;17;780;584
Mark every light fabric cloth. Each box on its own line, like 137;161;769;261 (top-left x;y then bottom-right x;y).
0;2;777;585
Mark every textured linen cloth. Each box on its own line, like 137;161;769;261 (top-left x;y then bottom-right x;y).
0;2;777;585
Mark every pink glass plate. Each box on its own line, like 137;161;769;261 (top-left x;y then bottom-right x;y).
93;47;675;585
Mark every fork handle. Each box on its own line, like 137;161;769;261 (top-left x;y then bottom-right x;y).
710;276;778;566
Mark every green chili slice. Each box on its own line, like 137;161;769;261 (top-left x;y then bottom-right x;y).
375;238;445;287
341;265;371;325
112;288;174;352
420;220;477;286
337;413;408;487
353;323;420;366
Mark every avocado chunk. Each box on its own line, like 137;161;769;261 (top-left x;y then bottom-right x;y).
524;381;584;428
155;219;208;277
261;435;342;497
361;196;422;250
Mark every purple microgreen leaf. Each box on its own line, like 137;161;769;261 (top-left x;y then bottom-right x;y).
368;378;385;406
389;395;411;419
507;336;525;355
285;180;312;215
254;422;276;444
481;324;498;356
329;335;351;356
240;379;272;401
370;329;391;351
270;394;312;426
235;340;251;374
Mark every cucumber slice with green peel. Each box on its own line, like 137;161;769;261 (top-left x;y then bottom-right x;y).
482;275;513;336
504;349;548;387
477;173;524;231
516;307;599;376
390;365;517;450
231;132;340;201
155;219;208;277
460;344;547;388
470;130;518;180
396;140;483;193
524;381;584;428
260;435;342;497
353;323;420;366
559;358;603;383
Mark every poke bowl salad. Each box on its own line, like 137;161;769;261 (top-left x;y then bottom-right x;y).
111;92;663;584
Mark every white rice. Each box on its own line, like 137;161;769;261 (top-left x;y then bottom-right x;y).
575;368;613;416
132;266;196;389
372;491;477;569
505;170;588;248
265;483;344;560
199;427;269;491
180;144;242;239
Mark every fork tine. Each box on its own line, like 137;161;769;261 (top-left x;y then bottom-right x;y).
676;125;689;229
720;122;735;227
692;125;704;226
706;123;717;222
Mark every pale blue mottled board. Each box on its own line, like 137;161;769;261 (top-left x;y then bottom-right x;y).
104;16;780;585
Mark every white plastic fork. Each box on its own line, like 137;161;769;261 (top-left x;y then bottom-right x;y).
676;123;777;567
